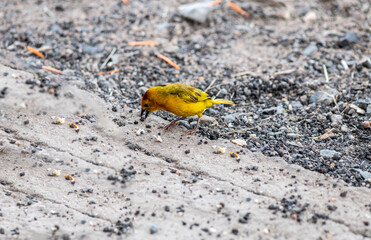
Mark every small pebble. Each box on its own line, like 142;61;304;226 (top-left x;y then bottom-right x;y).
303;11;317;22
310;91;335;105
349;104;365;115
213;146;226;154
320;149;341;160
81;187;93;193
290;101;303;109
238;212;250;224
362;121;371;129
338;32;360;48
50;169;61;176
85;135;98;141
303;44;318;56
153;135;163;142
136;129;145;136
330;114;343;126
150;225;158;234
231;229;238;235
232;139;247;146
340;191;347;198
178;1;215;23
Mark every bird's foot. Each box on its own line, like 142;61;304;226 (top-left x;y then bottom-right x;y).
163;117;185;131
186;128;198;135
163;123;175;131
186;117;201;134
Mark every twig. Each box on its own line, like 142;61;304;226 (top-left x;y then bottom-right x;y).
228;1;250;18
100;48;117;70
341;60;349;70
273;68;296;76
26;46;51;55
157;54;180;70
341;102;352;114
108;69;120;74
98;69;120;75
232;71;259;78
323;64;329;82
218;126;257;135
27;46;45;58
42;66;62;74
204;79;217;92
128;41;158;46
313;128;334;140
333;94;340;113
210;0;222;6
214;89;222;98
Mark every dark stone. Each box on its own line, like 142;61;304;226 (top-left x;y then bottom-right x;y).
231;229;239;235
340;191;347;198
0;87;8;98
238;212;250;224
55;5;65;11
310;91;334;105
338;32;360;48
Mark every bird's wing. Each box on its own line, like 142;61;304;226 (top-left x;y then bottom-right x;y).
165;83;210;103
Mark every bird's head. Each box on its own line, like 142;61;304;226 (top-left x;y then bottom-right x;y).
140;88;161;121
140;93;150;121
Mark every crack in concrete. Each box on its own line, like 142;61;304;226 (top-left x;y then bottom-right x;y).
0;126;119;172
1;186;115;225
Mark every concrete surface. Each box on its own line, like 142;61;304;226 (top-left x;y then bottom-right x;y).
1;64;370;239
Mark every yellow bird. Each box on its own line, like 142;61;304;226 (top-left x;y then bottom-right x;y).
140;83;234;134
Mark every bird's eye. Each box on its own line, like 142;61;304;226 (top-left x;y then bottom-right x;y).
144;104;149;107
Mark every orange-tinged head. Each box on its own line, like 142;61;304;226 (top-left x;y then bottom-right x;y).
140;87;164;121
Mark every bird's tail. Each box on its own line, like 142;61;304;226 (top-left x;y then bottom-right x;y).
212;98;235;105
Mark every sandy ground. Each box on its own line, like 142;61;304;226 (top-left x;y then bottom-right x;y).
1;64;370;239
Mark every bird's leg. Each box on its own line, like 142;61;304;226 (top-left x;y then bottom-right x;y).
187;117;201;135
164;116;185;131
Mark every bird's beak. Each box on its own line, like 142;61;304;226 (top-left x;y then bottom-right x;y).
140;108;149;121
